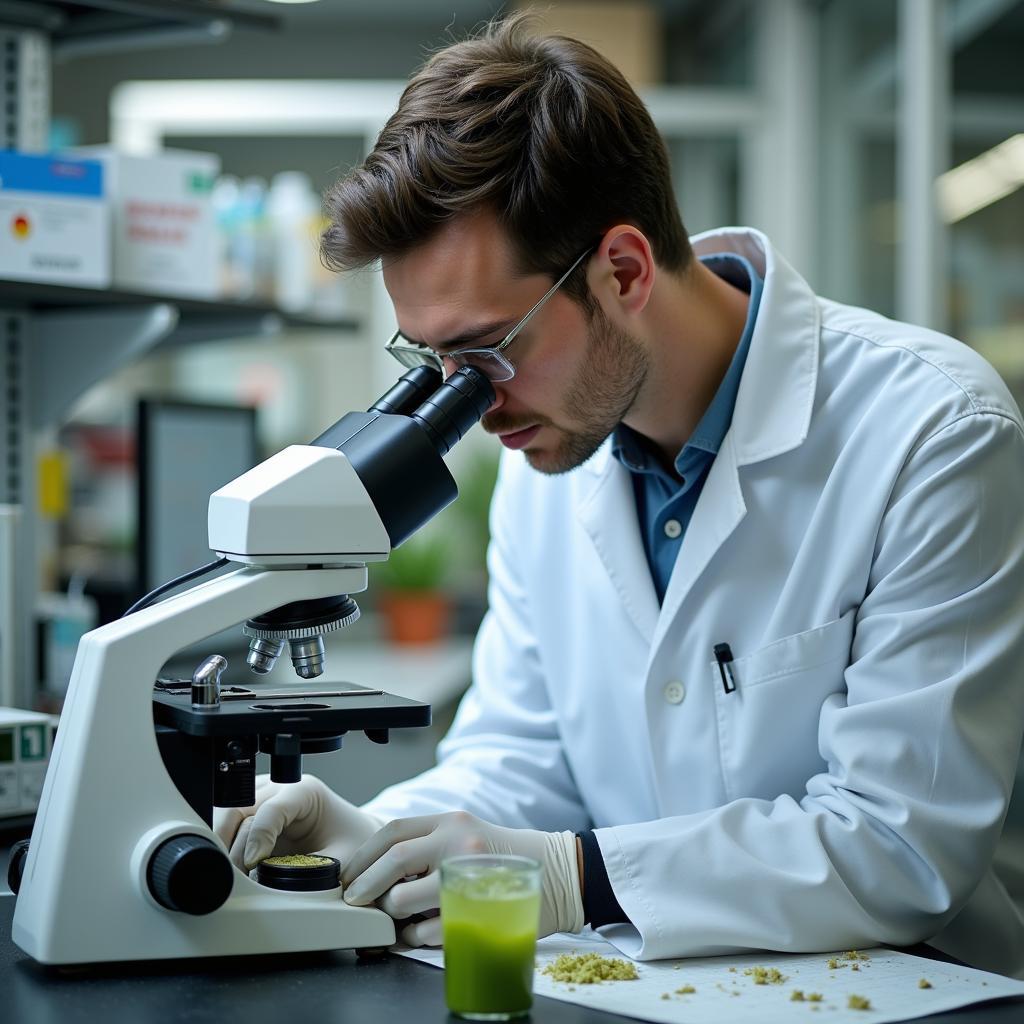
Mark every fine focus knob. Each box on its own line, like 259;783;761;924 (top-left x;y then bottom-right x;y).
147;834;233;915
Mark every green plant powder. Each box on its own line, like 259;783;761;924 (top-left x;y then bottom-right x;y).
261;854;334;868
541;953;639;984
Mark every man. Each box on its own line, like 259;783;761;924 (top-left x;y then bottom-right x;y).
216;16;1024;976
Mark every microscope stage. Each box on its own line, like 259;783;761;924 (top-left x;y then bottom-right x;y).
153;683;430;737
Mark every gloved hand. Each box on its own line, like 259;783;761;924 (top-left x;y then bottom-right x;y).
213;774;384;872
340;810;584;947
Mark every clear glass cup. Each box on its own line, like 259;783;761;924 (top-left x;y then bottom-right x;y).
440;854;542;1021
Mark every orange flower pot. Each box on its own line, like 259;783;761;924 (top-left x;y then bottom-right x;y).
378;590;452;646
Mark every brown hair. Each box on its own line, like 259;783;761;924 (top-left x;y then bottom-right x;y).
320;14;692;303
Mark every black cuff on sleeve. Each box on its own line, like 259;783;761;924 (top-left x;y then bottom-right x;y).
577;829;628;928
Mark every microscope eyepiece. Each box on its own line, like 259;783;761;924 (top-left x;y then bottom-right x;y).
368;365;442;416
310;365;495;555
410;366;495;456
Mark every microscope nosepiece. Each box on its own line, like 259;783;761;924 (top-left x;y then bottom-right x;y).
243;594;360;680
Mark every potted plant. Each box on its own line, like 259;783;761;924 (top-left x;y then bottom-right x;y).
452;448;501;581
373;530;454;645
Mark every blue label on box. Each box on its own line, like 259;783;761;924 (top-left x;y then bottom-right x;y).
0;151;103;197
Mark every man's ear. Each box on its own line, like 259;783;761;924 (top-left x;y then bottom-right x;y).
593;226;655;316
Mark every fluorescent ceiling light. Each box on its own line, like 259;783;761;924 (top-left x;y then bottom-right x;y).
936;133;1024;223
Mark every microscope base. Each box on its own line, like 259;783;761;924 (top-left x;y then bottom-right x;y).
12;870;397;964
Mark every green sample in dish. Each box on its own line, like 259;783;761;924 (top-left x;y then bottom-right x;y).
441;855;541;1020
261;854;333;868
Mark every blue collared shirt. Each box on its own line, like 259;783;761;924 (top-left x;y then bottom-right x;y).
611;252;763;605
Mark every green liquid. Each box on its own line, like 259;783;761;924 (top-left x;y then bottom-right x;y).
441;877;541;1019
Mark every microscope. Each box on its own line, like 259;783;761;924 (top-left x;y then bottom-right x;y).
9;365;494;965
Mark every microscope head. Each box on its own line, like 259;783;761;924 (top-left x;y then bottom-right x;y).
207;366;495;679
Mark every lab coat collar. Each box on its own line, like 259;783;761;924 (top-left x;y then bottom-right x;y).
578;456;661;644
575;228;819;644
581;227;820;479
692;227;820;467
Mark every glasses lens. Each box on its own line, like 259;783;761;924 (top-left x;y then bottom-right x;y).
451;349;515;383
388;338;441;371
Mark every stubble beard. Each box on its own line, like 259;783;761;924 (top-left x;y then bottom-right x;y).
525;307;650;475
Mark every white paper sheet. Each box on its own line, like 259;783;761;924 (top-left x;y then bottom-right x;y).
398;930;1024;1024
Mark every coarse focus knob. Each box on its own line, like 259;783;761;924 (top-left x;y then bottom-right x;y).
147;834;233;915
7;839;29;895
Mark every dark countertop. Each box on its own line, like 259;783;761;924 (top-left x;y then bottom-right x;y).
1;895;626;1024
2;897;1024;1024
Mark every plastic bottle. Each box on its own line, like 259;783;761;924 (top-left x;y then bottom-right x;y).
267;171;319;313
234;176;271;301
36;574;97;700
211;175;241;299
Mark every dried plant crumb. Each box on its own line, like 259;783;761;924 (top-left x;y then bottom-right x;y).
661;993;670;1000
676;985;696;994
541;953;638;984
807;992;824;1002
744;966;788;985
844;951;871;962
792;990;806;1001
918;979;932;989
848;994;872;1010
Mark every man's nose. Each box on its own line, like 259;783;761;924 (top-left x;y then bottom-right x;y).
485;383;506;415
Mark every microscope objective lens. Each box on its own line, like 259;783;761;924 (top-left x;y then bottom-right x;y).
246;637;285;675
289;636;326;679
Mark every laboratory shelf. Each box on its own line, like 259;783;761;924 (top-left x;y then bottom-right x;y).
0;278;361;333
0;1;278;59
0;276;363;444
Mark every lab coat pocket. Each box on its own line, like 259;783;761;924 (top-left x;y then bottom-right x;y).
710;609;856;803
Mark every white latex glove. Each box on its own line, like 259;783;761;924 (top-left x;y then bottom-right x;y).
213;774;384;872
340;810;584;947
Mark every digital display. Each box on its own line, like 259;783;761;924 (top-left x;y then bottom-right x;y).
0;730;13;763
20;723;46;761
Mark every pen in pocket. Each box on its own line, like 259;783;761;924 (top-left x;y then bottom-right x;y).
714;642;736;694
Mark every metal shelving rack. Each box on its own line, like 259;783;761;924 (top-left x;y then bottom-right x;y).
0;1;359;709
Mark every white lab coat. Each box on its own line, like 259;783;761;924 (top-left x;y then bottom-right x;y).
365;227;1024;977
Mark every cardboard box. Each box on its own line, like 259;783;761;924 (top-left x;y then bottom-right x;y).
0;151;110;288
514;1;663;87
74;147;221;300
